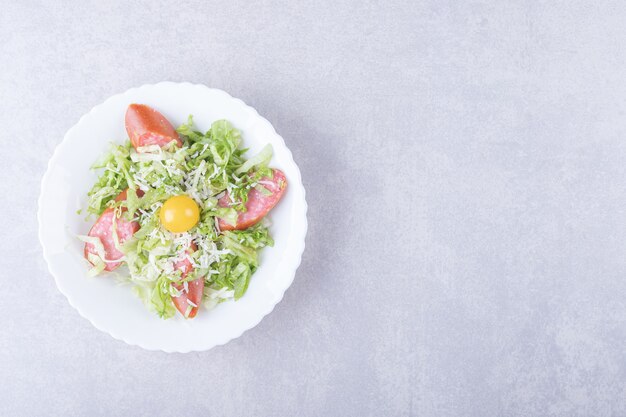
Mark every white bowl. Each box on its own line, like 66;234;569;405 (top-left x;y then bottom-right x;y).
38;82;307;352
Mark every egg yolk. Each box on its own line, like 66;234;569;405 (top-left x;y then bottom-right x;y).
159;195;200;233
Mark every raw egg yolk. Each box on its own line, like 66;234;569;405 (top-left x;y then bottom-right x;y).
159;195;200;233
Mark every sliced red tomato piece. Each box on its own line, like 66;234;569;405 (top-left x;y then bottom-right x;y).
125;103;182;151
217;169;287;231
171;243;204;319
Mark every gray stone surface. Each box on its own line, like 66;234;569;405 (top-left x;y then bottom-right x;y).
1;1;626;416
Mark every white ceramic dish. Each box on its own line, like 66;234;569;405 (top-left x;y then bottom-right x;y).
38;82;307;352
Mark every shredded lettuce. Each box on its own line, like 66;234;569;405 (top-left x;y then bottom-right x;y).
236;144;273;174
86;252;106;277
77;235;124;263
83;115;275;319
151;275;177;319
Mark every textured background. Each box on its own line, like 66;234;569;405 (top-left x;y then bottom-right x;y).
2;1;626;416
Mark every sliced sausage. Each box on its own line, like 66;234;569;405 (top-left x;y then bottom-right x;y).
83;208;140;271
125;104;182;150
84;188;142;272
171;243;204;319
217;169;287;231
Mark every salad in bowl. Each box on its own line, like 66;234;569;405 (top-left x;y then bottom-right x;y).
39;83;307;351
80;104;287;319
